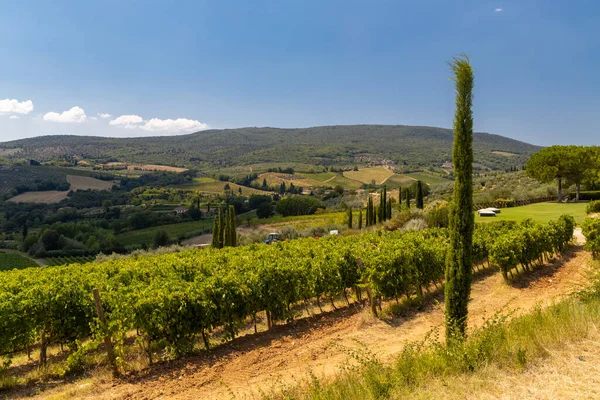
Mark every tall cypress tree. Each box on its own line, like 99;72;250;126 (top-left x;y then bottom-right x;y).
224;205;237;247
382;185;387;221
445;55;475;342
416;180;424;209
398;186;402;209
347;207;353;229
212;204;225;249
405;188;411;209
386;199;392;219
358;209;363;230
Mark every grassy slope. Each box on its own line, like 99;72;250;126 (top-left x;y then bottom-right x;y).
475;202;588;224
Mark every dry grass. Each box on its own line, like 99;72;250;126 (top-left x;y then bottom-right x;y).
492;151;517;157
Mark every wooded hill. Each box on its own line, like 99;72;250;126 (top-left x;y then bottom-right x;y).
0;125;540;171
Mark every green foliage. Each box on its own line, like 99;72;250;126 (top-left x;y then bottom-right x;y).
224;205;237;247
573;191;600;201
445;55;475;342
488;216;574;279
347;208;353;229
415;180;424;209
581;218;600;259
0;252;38;271
526;145;599;201
587;200;600;214
153;230;170;249
275;195;325;217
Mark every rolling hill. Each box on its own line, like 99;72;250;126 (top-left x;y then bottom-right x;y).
0;125;541;171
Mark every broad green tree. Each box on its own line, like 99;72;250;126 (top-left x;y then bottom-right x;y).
445;55;475;342
526;146;571;201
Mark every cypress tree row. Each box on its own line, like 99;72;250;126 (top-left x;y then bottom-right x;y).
224;205;237;247
358;209;363;230
445;55;475;342
212;204;225;249
416;180;424;209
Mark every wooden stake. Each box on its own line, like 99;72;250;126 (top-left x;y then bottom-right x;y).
93;288;119;377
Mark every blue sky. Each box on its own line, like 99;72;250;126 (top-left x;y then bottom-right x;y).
0;0;598;145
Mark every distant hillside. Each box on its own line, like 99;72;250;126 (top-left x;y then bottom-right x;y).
0;125;541;171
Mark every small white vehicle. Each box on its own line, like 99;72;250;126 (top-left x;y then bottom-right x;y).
329;230;339;236
477;208;497;217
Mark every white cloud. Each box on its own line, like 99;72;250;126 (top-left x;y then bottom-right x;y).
494;8;503;12
9;115;20;120
43;106;87;123
98;113;111;119
90;116;98;121
109;114;144;129
141;118;209;133
0;98;34;115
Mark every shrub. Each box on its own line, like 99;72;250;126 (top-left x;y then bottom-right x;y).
582;218;600;259
569;191;600;201
153;230;170;249
587;200;600;214
424;200;449;228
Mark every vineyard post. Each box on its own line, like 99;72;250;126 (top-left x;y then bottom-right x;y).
92;288;119;377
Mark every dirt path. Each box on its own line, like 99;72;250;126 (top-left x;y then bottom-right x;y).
30;244;593;400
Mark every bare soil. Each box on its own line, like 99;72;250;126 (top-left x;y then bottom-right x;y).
19;244;593;400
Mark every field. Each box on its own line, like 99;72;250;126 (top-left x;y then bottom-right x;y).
343;166;395;184
173;177;270;195
115;219;214;246
4;225;591;399
44;255;96;266
404;171;449;185
476;202;588;224
66;174;115;190
383;173;417;187
492;150;517;157
258;172;323;188
8;174;116;203
0;251;38;271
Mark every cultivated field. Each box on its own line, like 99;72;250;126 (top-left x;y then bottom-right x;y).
492;151;517;157
343;166;395;184
22;239;593;400
67;175;115;190
174;177;270;195
476;202;588;224
116;219;214;246
8;175;116;203
258;172;323;188
0;251;38;271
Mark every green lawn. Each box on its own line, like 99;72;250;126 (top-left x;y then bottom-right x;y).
475;202;588;224
0;251;39;271
116;219;214;246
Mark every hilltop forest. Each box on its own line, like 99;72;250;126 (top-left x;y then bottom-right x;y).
0;125;540;171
